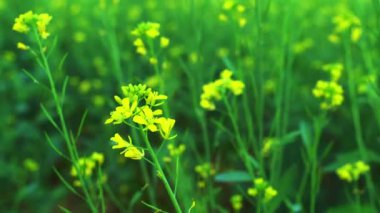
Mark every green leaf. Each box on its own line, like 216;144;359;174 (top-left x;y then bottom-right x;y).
45;132;70;161
278;130;301;146
299;121;312;154
61;76;69;107
40;103;63;135
53;167;83;199
76;109;88;141
215;170;251;183
58;205;72;213
141;201;169;213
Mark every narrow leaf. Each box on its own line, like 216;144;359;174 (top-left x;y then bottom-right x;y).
215;170;252;183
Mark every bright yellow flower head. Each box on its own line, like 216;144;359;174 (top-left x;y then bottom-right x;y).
105;97;138;124
36;13;52;39
13;11;52;39
156;117;176;140
133;106;163;132
110;133;144;160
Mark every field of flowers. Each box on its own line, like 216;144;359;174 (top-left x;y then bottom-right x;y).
2;0;380;212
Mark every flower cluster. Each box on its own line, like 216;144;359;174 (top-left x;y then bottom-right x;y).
131;22;170;65
70;152;105;187
105;84;176;159
230;194;243;212
163;143;186;162
200;69;245;110
247;178;278;203
328;12;362;43
336;161;370;183
312;63;344;110
195;162;216;188
12;11;52;50
219;0;247;28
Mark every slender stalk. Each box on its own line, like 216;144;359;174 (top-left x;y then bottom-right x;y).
140;130;183;213
343;35;377;208
223;96;254;176
33;29;98;212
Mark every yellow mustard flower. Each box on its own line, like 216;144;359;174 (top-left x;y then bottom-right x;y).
156;117;176;139
13;11;52;39
110;133;144;160
133;106;163;132
105;97;138;124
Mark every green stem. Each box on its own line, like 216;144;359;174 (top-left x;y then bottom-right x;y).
343;35;377;208
223;96;255;176
140;130;183;213
33;29;98;212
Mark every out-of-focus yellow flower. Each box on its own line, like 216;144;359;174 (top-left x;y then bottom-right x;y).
160;36;170;48
312;80;344;110
239;18;247;27
330;12;362;43
200;69;245;110
230;194;243;211
223;0;235;10
336;161;370;182
70;152;105;187
195;163;215;188
13;11;53;47
17;42;30;50
247;177;277;203
23;158;39;172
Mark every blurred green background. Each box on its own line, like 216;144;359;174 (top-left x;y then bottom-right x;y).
2;0;380;212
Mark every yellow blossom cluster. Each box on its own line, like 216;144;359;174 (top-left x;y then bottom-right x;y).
70;152;105;187
336;160;370;183
247;178;278;203
12;11;52;50
195;162;216;188
163;143;186;162
131;22;169;64
200;69;245;110
312;81;344;110
322;63;343;82
105;84;176;159
219;0;247;28
230;194;243;212
328;12;362;43
312;63;344;110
